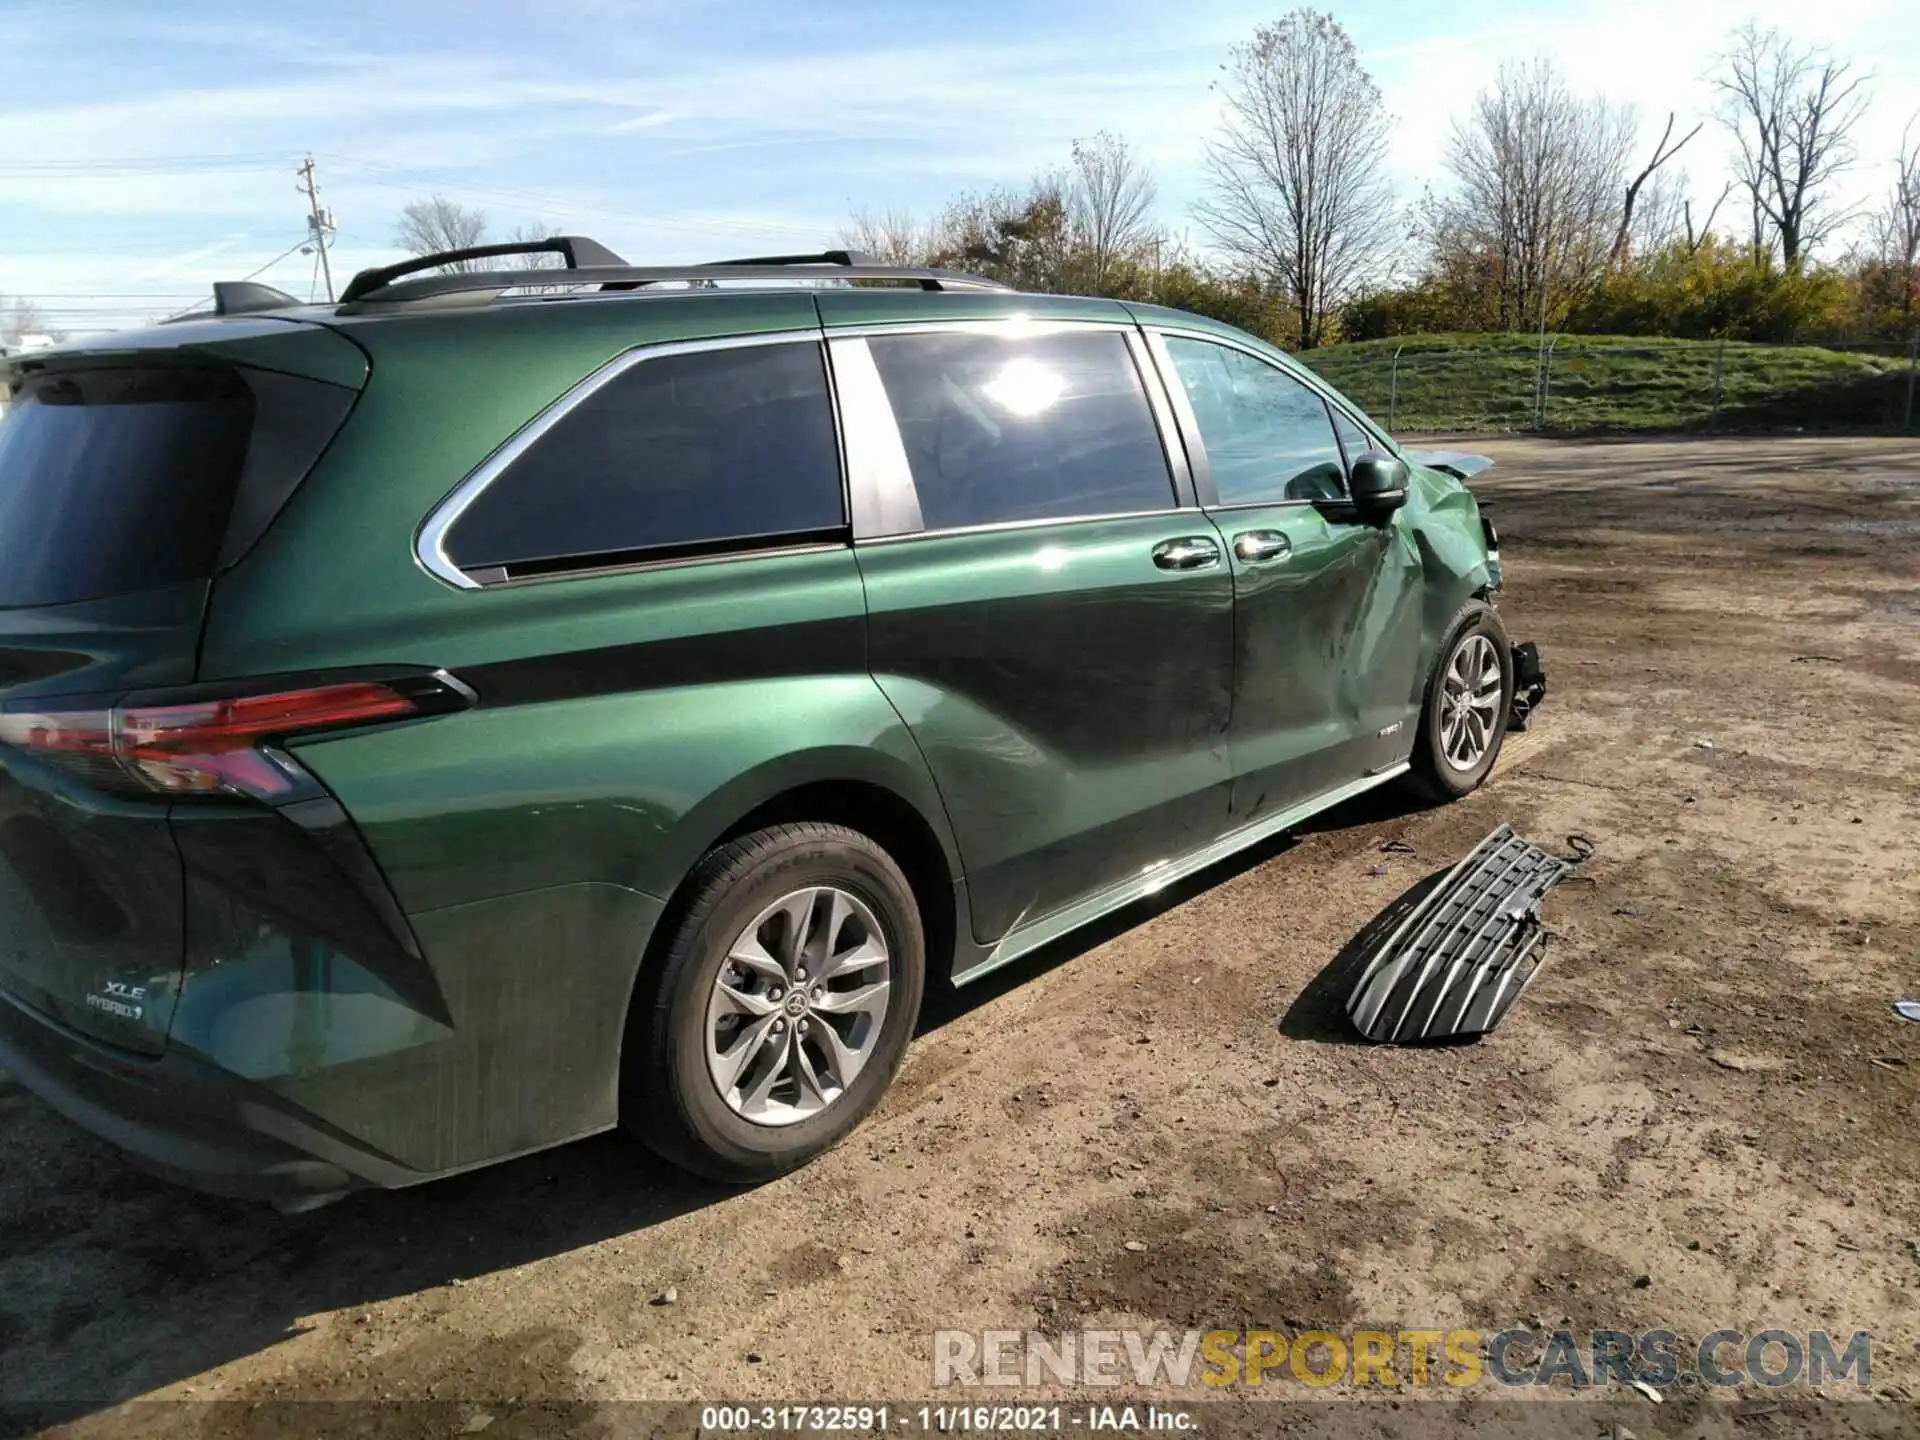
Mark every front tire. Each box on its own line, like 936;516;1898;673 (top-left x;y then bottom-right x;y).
1408;601;1514;802
624;822;925;1183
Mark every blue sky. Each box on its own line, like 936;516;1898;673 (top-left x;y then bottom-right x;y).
2;0;1915;333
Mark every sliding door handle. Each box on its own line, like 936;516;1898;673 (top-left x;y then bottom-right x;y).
1151;536;1222;571
1232;529;1292;563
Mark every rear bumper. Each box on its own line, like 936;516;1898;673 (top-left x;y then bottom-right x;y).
0;984;421;1208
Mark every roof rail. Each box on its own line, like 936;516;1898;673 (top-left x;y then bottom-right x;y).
339;262;1008;307
707;249;872;267
339;235;630;304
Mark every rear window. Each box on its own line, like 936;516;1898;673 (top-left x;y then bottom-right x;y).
0;367;255;608
442;340;845;578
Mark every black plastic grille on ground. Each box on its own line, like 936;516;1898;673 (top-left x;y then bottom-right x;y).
1347;824;1571;1043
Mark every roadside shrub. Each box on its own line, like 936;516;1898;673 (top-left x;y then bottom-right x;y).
1342;240;1885;345
1567;240;1855;343
1341;284;1463;341
1148;262;1296;345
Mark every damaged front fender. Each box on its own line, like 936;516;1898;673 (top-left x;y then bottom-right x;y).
1401;461;1501;705
1405;449;1495;481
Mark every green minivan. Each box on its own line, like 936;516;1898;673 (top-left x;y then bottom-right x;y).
0;242;1540;1206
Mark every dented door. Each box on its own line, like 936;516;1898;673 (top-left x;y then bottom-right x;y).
1214;502;1423;820
1147;330;1425;821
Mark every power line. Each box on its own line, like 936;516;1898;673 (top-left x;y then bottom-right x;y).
160;236;310;321
320;152;835;243
240;238;313;282
2;147;833;248
0;152;288;177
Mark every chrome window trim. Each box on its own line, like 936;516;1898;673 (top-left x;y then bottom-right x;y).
1124;327;1197;507
823;316;1138;342
1141;328;1215;503
839;318;1189;544
453;539;849;591
826;336;923;540
414;330;828;590
1200;497;1325;515
857;505;1188;547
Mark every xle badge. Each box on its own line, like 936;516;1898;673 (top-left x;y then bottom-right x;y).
85;980;147;1021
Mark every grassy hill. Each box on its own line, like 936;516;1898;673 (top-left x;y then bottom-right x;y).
1296;332;1916;433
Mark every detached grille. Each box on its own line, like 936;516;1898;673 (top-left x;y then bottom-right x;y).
1347;824;1571;1043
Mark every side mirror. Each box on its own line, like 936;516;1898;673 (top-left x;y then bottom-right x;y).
1348;452;1409;522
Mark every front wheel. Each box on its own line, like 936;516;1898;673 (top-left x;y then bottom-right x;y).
623;822;926;1183
1408;601;1514;802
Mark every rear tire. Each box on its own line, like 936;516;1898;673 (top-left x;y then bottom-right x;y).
624;823;925;1183
1408;601;1513;802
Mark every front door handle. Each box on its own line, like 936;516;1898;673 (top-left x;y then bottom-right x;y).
1151;536;1222;571
1232;529;1292;563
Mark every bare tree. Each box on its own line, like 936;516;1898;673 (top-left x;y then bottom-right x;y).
834;207;930;267
1683;183;1734;255
1714;23;1871;269
1194;10;1397;349
1068;131;1159;290
1865;119;1920;326
509;219;559;250
1434;58;1634;330
511;219;569;267
393;196;491;269
928;179;1079;292
0;296;59;347
1612;113;1702;264
500;218;574;293
1627;166;1691;255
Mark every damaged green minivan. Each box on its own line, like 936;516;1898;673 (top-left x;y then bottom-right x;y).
0;241;1542;1206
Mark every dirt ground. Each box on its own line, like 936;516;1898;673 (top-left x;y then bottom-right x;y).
5;434;1920;1439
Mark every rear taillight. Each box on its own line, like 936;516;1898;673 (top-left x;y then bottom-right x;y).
0;677;464;802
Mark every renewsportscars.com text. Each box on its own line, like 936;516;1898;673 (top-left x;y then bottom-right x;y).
933;1327;1870;1390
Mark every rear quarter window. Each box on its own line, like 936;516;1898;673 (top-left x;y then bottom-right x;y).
0;361;358;609
442;339;845;580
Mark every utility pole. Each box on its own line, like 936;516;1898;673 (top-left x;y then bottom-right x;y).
296;155;336;303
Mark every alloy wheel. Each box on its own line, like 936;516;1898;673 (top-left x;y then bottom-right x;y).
1440;633;1503;772
704;885;892;1127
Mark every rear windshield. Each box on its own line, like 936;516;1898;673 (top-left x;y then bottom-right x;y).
0;367;256;607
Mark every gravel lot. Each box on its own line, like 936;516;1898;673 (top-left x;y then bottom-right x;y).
4;435;1919;1439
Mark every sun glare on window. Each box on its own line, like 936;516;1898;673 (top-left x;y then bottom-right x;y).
980;357;1066;417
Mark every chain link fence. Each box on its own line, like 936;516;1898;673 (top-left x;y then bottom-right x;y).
1301;335;1920;435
